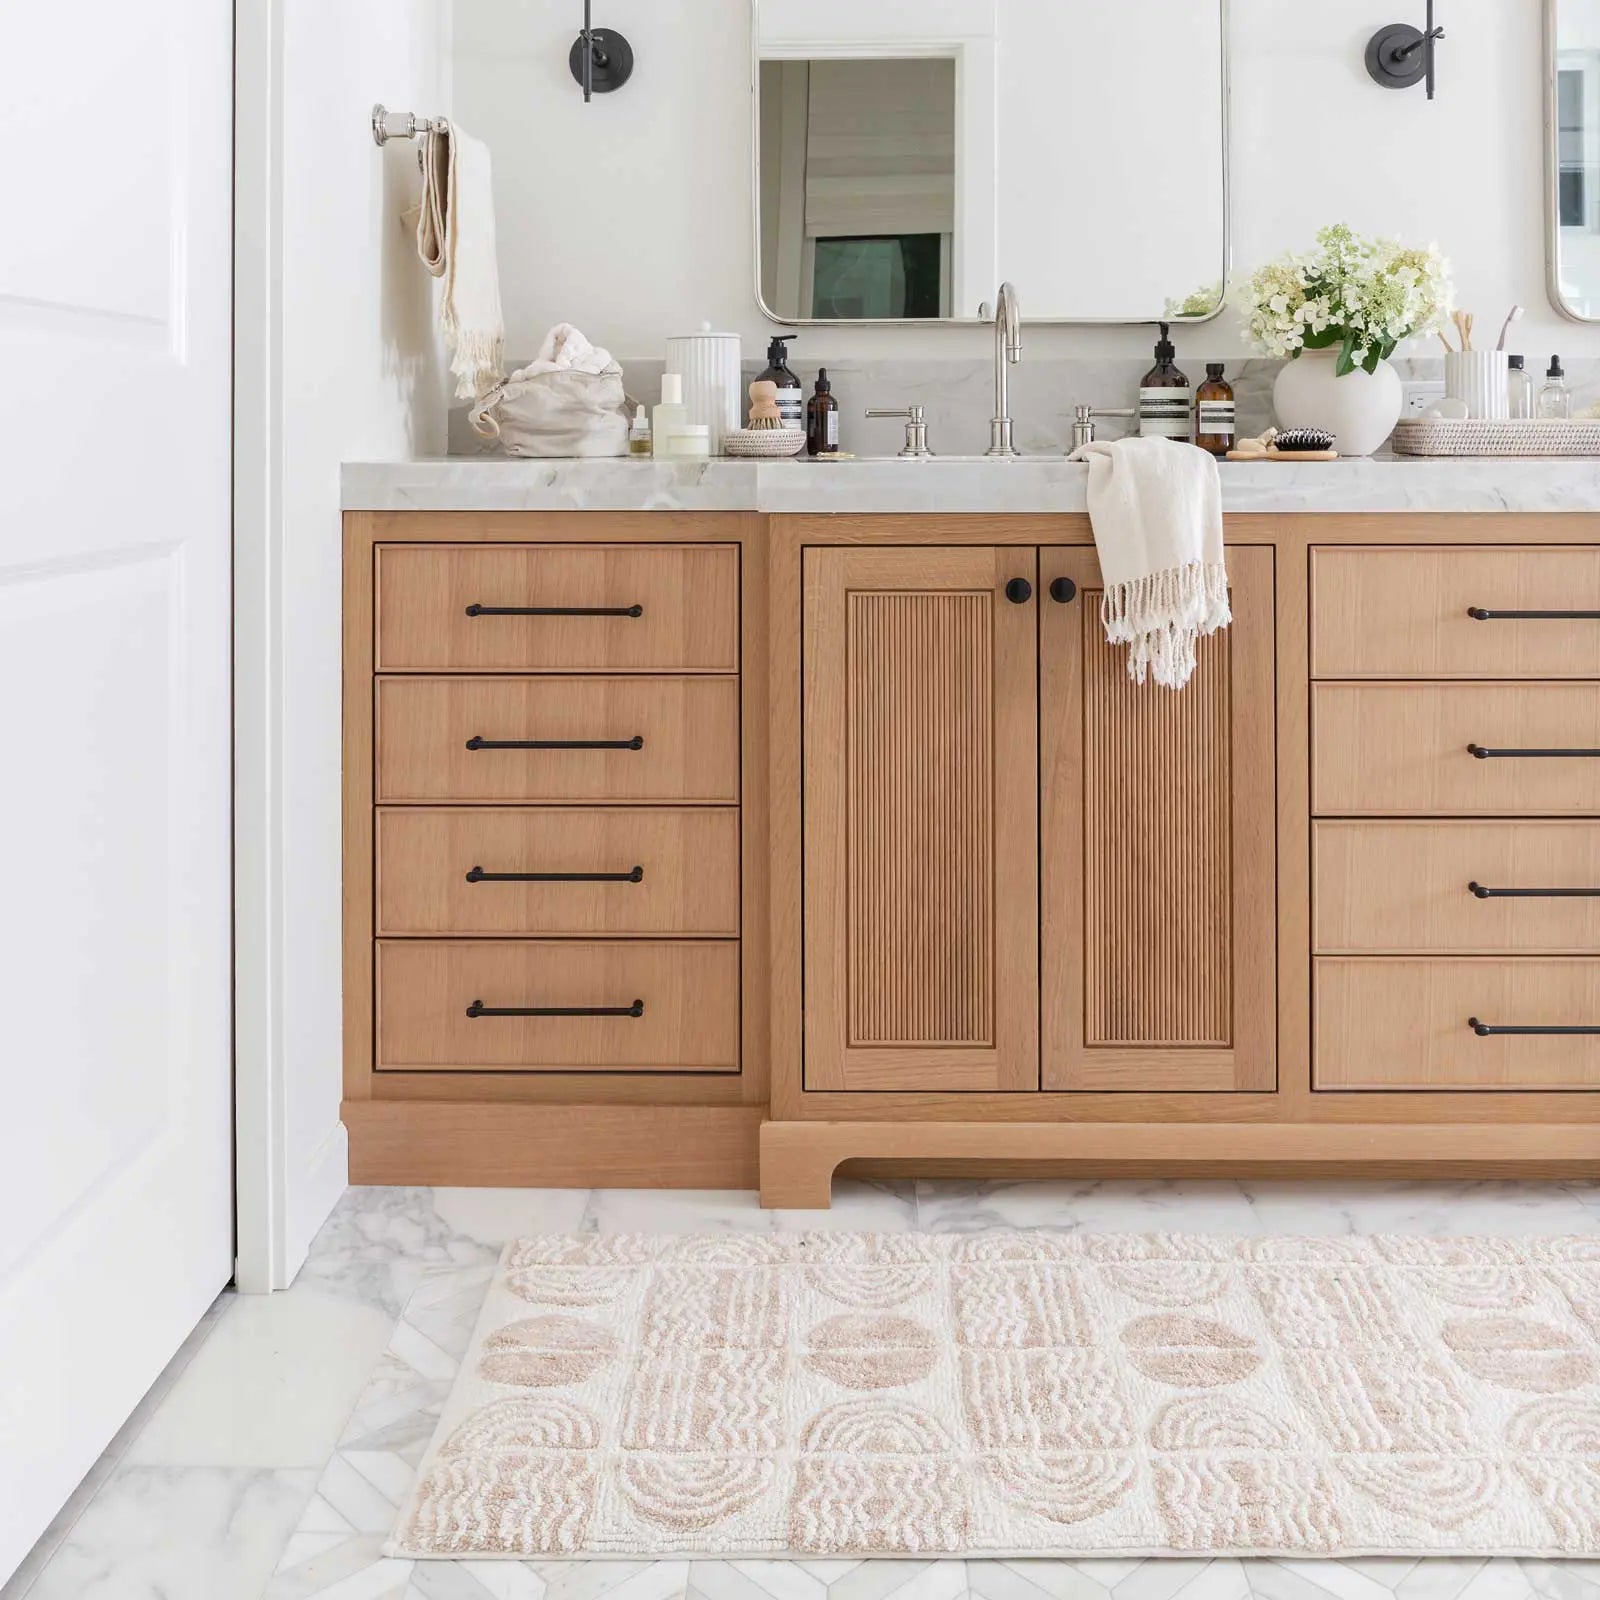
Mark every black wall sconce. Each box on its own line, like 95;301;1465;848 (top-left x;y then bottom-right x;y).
570;0;633;102
1366;0;1444;99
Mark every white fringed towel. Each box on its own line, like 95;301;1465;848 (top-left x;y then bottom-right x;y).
1067;436;1230;689
416;121;505;401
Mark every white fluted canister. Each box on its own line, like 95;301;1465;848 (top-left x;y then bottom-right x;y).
665;323;741;453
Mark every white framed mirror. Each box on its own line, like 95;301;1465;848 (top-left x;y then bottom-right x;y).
1549;0;1600;319
752;0;1230;326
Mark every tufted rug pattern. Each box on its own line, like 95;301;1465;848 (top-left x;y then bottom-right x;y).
390;1231;1600;1559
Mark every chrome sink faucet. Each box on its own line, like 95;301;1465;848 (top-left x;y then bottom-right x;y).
986;282;1021;457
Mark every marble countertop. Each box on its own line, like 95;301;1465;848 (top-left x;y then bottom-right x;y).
342;454;1600;515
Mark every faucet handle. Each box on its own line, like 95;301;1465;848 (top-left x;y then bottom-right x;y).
865;405;932;459
1070;403;1136;452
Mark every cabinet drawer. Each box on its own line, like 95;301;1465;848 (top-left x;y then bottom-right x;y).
1313;682;1600;816
376;939;740;1072
376;676;739;803
1315;821;1600;954
1312;546;1600;679
375;544;739;673
377;807;740;936
1315;957;1600;1089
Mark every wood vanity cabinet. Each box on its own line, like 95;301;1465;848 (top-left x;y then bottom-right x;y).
344;508;1600;1199
762;515;1599;1207
342;512;770;1189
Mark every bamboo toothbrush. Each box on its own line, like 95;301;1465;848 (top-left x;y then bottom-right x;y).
1494;304;1525;351
1452;309;1474;351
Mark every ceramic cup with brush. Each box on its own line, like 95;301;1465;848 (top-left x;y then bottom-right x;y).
1441;309;1510;419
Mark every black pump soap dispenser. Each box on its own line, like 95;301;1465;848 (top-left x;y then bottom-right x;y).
1139;322;1193;442
758;335;804;432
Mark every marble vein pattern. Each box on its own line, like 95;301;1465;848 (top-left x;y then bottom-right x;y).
2;1179;1598;1600
340;454;1600;519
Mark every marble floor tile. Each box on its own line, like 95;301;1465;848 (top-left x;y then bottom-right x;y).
19;1464;317;1600
770;1179;919;1232
1234;1179;1600;1239
429;1189;593;1245
1259;1561;1398;1599
912;1178;1262;1236
126;1282;394;1468
1110;1559;1234;1599
1389;1560;1494;1599
968;1559;1094;1598
13;1180;1600;1600
1521;1560;1600;1600
405;1562;550;1598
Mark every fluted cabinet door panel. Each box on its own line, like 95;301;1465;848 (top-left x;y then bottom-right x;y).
1041;545;1277;1092
846;590;995;1048
1082;616;1233;1048
804;547;1038;1091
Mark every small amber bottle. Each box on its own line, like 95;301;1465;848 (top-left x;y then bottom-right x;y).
805;368;840;456
1194;363;1235;457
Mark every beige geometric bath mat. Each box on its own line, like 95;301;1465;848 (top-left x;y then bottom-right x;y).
389;1230;1600;1559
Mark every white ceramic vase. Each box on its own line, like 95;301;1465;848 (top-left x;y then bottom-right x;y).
1272;348;1403;457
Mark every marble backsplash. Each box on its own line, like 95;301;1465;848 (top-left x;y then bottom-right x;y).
447;355;1600;458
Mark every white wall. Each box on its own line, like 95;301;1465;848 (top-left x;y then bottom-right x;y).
239;0;452;1287
457;0;1600;361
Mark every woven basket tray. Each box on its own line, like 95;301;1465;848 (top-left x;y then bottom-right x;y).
1391;418;1600;457
723;427;806;459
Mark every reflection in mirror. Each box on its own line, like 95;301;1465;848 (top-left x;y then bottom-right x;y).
753;0;1228;325
1552;0;1600;318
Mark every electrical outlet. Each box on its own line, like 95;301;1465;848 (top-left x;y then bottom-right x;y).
1402;380;1445;417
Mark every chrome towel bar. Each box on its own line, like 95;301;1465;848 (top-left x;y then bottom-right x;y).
371;104;447;146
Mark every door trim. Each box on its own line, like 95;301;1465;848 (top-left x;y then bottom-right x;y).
233;0;299;1293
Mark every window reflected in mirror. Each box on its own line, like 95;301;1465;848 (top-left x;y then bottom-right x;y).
758;58;955;321
753;1;1227;324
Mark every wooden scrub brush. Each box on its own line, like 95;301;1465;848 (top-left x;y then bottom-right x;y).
723;378;806;457
746;380;784;428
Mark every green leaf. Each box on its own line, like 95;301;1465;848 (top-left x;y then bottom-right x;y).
1334;332;1359;377
1301;325;1341;350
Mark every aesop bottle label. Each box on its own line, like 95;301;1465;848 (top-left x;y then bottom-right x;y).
1140;386;1194;441
776;384;804;430
1197;399;1235;439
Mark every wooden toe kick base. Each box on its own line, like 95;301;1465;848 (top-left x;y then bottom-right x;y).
345;1100;763;1188
758;1120;1600;1209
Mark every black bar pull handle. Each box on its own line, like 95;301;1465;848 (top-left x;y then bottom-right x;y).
1469;881;1600;899
1467;743;1600;760
466;735;644;751
1467;606;1600;621
1469;1016;1600;1037
466;602;643;618
467;998;645;1019
466;865;644;884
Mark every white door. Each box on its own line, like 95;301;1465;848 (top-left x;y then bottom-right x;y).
0;2;233;1579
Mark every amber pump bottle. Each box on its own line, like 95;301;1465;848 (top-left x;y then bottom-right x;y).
805;369;839;456
1194;363;1235;456
1138;323;1192;442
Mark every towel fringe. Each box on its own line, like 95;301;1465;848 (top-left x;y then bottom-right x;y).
444;326;505;403
1100;560;1232;690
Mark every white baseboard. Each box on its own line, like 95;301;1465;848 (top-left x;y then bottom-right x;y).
287;1119;349;1285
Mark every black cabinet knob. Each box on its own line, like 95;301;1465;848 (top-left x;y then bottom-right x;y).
1049;577;1078;604
1004;577;1033;604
